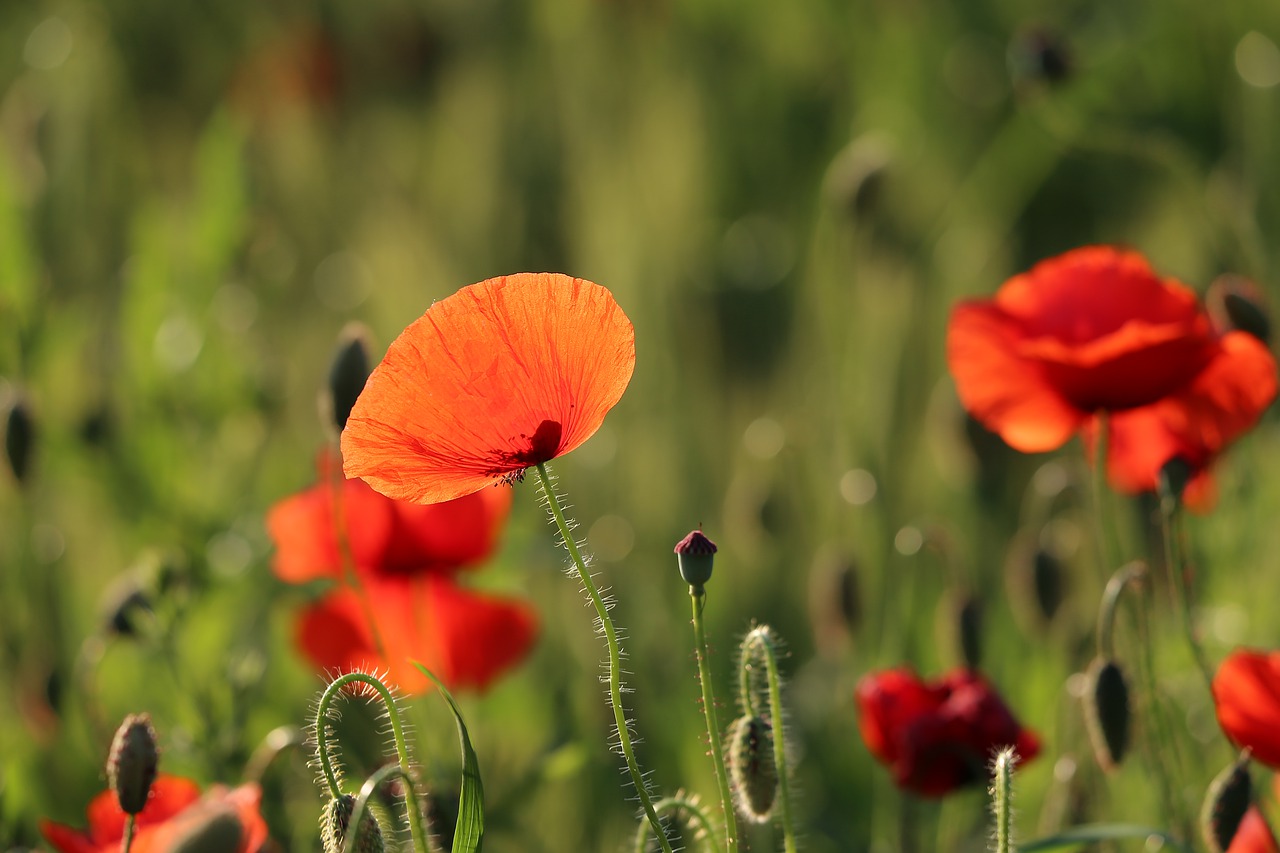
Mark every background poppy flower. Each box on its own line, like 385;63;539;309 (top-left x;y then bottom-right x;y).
1213;649;1280;769
947;246;1276;501
297;573;538;693
1229;807;1280;853
41;775;268;853
856;667;1040;798
341;272;636;505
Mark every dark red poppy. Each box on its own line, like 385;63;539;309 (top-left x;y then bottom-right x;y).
341;273;635;505
948;246;1276;503
856;668;1041;797
1230;807;1280;853
1213;649;1280;769
41;776;268;853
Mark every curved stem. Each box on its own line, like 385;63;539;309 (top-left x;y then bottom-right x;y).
633;795;721;853
344;765;419;853
314;672;429;853
690;590;738;853
534;463;673;853
741;628;798;853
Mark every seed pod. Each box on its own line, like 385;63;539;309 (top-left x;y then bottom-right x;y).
325;323;373;433
1081;657;1129;772
727;715;778;823
1208;274;1270;343
107;714;159;815
674;529;717;590
168;808;245;853
321;793;385;853
1202;754;1252;853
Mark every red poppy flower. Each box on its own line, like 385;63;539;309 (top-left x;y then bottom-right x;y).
40;776;268;853
1213;649;1280;769
948;246;1276;501
341;273;635;505
1230;808;1280;853
267;452;511;584
856;668;1041;797
297;573;538;693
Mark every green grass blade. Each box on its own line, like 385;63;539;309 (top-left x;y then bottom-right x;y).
412;662;485;853
1018;824;1192;853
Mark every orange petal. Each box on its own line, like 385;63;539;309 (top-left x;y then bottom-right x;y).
85;776;201;846
1229;807;1280;853
39;821;98;853
1213;650;1280;769
343;273;635;504
947;301;1086;451
417;574;539;692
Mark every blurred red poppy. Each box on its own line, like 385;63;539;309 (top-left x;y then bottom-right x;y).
341;273;635;505
948;246;1276;503
1230;807;1280;853
1213;649;1280;769
41;776;268;853
856;668;1040;797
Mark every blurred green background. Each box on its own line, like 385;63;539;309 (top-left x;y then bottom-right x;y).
3;0;1280;850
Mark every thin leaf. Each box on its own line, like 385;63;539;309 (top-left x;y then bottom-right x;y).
1018;823;1192;853
412;661;485;853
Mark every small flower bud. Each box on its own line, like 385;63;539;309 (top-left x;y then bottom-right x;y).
99;575;153;638
4;394;35;485
325;323;374;433
1082;657;1130;772
1158;457;1194;515
1208;274;1270;343
168;807;245;853
674;529;717;589
321;794;385;853
1008;27;1072;88
107;713;159;815
727;715;778;823
1202;754;1253;853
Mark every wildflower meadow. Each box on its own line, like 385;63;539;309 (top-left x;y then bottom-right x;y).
5;3;1280;852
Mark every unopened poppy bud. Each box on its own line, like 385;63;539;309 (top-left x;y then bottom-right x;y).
99;575;153;638
1082;657;1130;772
727;715;778;823
107;713;159;815
1208;274;1270;343
4;394;34;485
956;594;982;670
321;794;385;853
1202;753;1252;853
326;323;373;433
674;529;717;590
168;807;245;853
1008;27;1072;87
1158;457;1194;514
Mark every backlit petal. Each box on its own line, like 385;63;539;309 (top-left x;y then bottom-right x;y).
1213;650;1280;769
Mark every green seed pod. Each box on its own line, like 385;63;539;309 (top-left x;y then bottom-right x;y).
1202;754;1252;853
325;323;373;433
727;715;778;823
674;529;717;590
321;794;385;853
107;713;159;815
1082;658;1130;772
167;808;244;853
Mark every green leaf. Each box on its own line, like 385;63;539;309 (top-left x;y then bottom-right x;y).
1018;824;1192;853
412;662;484;853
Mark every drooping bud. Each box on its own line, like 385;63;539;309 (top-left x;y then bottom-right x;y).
4;393;35;485
1208;274;1270;343
1081;657;1130;772
727;715;778;823
99;574;154;638
168;807;245;853
325;323;373;433
321;794;385;853
1202;753;1253;853
674;529;717;590
107;713;159;815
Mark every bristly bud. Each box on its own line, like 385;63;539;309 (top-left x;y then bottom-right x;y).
1208;274;1270;343
325;323;373;433
1081;658;1130;772
675;529;717;590
727;715;778;823
1158;457;1194;515
1202;753;1253;853
321;794;385;853
107;713;159;815
4;393;35;485
167;808;245;853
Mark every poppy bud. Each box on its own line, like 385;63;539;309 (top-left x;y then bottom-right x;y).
674;529;717;590
1158;457;1194;515
325;323;373;433
424;788;459;852
808;550;861;658
321;794;385;853
1081;657;1130;772
168;808;245;853
1208;274;1270;343
1201;754;1252;853
955;593;983;670
4;394;34;485
824;133;893;219
107;713;159;815
1008;27;1072;87
727;715;778;823
99;575;153;638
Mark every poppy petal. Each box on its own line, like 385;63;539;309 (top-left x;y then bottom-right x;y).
418;574;539;692
1229;807;1280;853
382;484;511;573
39;821;98;853
85;776;202;845
947;301;1086;451
343;273;636;504
1213;650;1280;769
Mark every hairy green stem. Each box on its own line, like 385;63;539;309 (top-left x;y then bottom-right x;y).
991;749;1014;853
344;765;417;853
120;816;136;853
690;590;738;853
740;627;798;853
534;463;673;853
633;795;721;853
315;672;429;853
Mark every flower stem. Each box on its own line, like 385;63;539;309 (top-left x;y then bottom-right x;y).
1158;504;1215;696
991;749;1015;853
327;455;389;662
690;589;738;853
534;463;674;853
120;816;136;853
740;627;798;853
633;795;721;853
